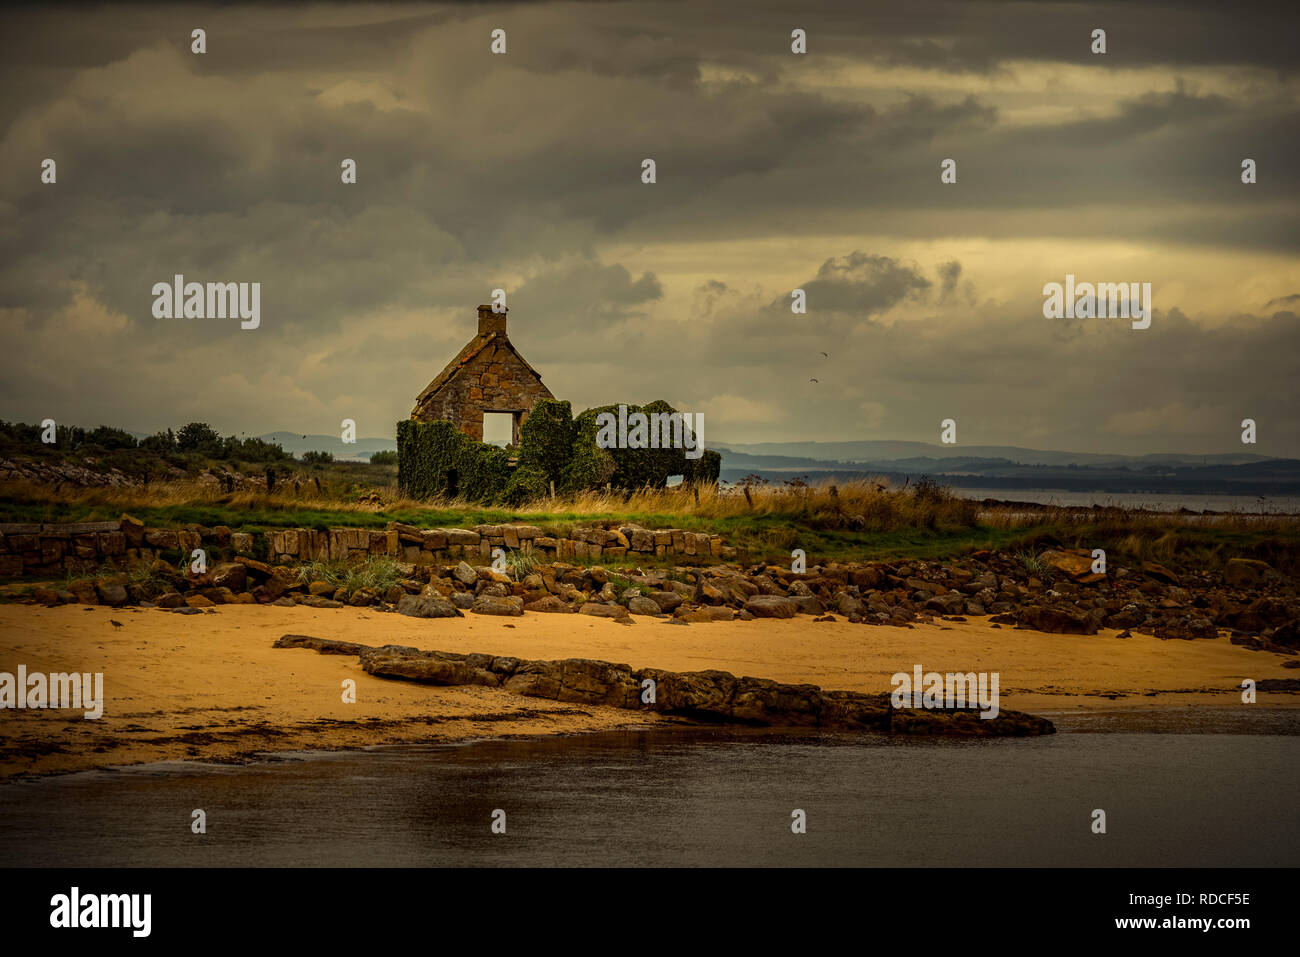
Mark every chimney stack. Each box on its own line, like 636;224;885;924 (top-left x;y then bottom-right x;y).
477;304;507;336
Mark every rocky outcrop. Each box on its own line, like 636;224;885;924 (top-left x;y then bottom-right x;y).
272;636;1055;737
272;634;375;656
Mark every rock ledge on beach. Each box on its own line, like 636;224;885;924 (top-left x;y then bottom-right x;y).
274;635;1055;737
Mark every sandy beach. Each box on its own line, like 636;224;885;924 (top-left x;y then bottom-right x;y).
1;603;1295;778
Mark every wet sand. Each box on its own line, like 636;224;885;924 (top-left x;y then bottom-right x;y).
1;603;1294;778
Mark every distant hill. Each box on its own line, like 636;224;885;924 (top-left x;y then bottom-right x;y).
713;440;1270;469
714;445;1300;497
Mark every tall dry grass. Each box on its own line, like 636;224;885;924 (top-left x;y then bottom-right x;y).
0;475;983;528
7;473;1300;573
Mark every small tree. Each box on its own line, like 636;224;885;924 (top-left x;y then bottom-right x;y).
176;422;221;452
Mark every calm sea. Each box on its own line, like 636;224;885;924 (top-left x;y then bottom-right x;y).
957;488;1300;514
1;713;1296;867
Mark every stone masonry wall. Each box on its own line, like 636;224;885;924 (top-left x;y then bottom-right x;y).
411;340;554;444
0;517;736;578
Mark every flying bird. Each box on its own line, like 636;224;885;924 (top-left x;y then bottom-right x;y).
809;378;819;383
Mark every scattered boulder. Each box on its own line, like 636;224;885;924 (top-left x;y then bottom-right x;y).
1223;558;1277;588
646;591;683;613
1141;561;1181;585
1038;548;1105;584
627;596;664;616
1267;620;1300;650
1017;604;1102;635
1154;618;1217;640
787;595;825;615
31;587;59;606
210;562;248;592
471;595;524;616
396;594;463;618
836;593;867;618
579;602;630;620
523;595;571;613
94;581;128;607
743;596;798;619
923;593;965;616
676;608;715;623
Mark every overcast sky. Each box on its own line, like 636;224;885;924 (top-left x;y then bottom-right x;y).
1;1;1297;455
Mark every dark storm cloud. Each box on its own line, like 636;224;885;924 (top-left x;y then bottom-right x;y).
1;28;1002;329
686;270;1300;456
797;252;933;313
696;253;941;366
0;1;1295;453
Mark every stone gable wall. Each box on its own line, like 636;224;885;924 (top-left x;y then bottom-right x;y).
412;339;554;443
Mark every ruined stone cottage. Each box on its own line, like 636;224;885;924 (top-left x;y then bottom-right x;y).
410;305;554;447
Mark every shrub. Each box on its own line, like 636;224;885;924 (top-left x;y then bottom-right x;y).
222;435;291;462
85;426;138;451
176;422;221;452
139;429;176;453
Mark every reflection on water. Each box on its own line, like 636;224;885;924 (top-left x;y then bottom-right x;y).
1;721;1296;867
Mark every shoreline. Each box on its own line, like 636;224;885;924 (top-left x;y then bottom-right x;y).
6;701;1298;791
7;702;1299;789
2;603;1296;780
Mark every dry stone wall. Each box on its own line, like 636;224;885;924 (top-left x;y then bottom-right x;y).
0;517;736;578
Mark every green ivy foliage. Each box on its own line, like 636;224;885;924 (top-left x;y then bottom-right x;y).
573;400;719;490
397;419;511;500
565;405;619;494
398;398;719;502
515;399;576;480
